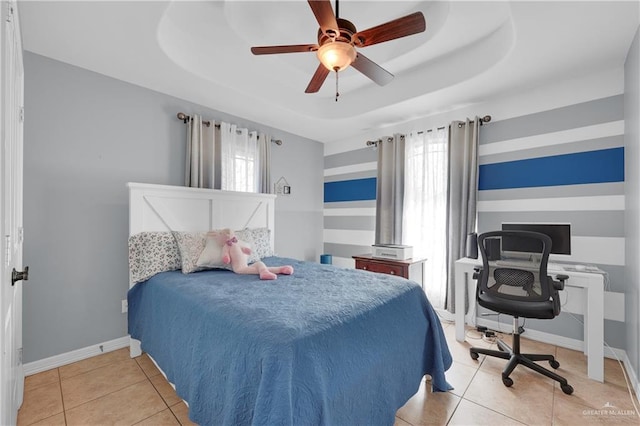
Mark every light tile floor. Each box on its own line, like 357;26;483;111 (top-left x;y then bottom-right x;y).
18;320;640;425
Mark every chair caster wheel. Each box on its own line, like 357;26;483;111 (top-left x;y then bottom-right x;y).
549;360;560;369
561;384;574;395
502;376;513;387
470;351;479;360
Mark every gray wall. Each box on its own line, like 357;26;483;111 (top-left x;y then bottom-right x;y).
23;52;323;364
624;28;640;378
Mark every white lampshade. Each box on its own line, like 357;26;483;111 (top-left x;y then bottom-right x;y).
317;41;357;71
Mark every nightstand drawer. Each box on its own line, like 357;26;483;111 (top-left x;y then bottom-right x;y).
357;260;404;277
353;255;426;286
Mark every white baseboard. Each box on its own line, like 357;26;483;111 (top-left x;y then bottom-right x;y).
23;336;130;376
620;351;640;403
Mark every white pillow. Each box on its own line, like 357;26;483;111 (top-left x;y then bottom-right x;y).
196;235;228;269
195;229;260;268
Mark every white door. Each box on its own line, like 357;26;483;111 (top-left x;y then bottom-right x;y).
0;1;24;424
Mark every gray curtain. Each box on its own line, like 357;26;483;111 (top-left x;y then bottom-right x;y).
257;133;272;193
185;117;270;193
446;117;480;312
375;133;405;245
184;114;215;188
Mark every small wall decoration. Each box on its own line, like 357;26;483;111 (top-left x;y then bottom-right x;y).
274;176;291;196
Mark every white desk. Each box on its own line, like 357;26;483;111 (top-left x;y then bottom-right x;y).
454;257;604;382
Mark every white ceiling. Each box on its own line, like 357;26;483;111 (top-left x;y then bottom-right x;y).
19;1;640;143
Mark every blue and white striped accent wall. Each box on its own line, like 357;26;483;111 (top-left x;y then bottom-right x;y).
324;147;378;267
323;94;626;348
478;94;626;348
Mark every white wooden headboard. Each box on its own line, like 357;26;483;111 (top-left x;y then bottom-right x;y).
127;182;276;250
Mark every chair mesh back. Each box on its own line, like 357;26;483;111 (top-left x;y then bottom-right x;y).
492;268;536;297
495;268;534;288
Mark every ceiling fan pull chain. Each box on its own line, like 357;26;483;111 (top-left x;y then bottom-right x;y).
335;68;340;102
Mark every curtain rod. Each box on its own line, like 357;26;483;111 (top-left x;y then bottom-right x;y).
365;115;491;145
456;115;492;128
176;112;283;145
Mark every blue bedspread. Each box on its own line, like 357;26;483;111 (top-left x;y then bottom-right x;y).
128;257;452;426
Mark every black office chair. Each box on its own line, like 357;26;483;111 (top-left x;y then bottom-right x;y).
469;230;574;395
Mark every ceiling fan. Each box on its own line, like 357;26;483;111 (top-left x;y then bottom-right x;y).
250;0;426;97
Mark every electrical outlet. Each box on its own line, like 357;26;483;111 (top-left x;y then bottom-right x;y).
121;299;128;313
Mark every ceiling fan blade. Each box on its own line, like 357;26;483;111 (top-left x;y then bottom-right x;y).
307;0;338;34
351;53;394;86
251;44;318;55
353;12;426;47
305;64;330;93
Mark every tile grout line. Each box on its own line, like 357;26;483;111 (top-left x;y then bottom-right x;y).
136;356;184;425
443;395;464;426
62;376;150;414
57;350;131;381
21;368;66;426
148;374;174;408
169;402;187;425
447;352;484;425
55;367;69;426
457;338;555;426
132;376;182;426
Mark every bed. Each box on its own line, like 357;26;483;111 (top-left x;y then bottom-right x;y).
127;182;452;426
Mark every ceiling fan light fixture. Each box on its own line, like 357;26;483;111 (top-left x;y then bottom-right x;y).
317;41;356;71
251;1;426;94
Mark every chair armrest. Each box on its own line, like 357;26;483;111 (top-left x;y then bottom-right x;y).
553;274;569;290
473;267;482;280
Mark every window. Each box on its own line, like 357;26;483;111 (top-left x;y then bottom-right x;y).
220;123;258;192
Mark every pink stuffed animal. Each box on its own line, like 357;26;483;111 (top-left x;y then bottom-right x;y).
208;228;293;280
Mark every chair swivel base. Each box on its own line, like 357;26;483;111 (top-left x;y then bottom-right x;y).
470;335;574;395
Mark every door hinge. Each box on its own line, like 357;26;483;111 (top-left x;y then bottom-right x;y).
5;2;13;23
18;227;23;244
4;235;10;266
19;106;24;123
17;347;22;365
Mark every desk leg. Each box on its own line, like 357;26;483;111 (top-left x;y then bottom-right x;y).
454;263;466;342
586;277;604;382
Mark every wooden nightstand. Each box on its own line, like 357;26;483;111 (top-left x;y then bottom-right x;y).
352;254;426;287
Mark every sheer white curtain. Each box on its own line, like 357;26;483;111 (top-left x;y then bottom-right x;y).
220;122;258;192
184;114;215;188
403;128;449;309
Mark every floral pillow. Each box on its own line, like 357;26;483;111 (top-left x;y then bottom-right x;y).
129;228;275;279
234;229;260;264
238;227;274;259
173;232;212;274
128;232;181;285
